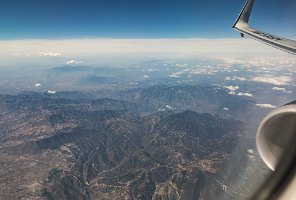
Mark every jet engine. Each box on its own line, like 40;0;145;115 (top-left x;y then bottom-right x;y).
256;101;296;171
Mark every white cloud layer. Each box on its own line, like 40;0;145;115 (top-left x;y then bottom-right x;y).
1;38;275;55
0;38;294;68
0;38;283;63
27;51;62;57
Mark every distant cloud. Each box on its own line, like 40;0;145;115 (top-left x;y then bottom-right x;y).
170;67;217;77
165;105;173;110
272;87;286;91
272;87;292;93
224;85;239;94
129;82;139;85
189;66;218;75
223;107;229;111
35;83;42;87
225;76;247;81
248;149;254;154
237;92;253;97
169;71;183;78
175;64;188;67
66;59;82;65
251;76;293;86
223;86;253;97
256;104;276;109
224;86;239;91
47;90;57;94
27;51;62;57
143;75;149;78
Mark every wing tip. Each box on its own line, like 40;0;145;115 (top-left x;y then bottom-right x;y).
233;0;255;28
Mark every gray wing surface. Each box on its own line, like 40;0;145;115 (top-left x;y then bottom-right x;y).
233;0;296;55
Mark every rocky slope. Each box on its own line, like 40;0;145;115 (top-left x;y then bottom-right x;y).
0;90;267;200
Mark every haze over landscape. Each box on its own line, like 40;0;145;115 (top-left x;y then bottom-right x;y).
0;0;296;199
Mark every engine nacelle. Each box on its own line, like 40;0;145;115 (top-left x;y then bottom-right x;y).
256;101;296;170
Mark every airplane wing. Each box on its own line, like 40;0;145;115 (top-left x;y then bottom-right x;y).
233;0;296;55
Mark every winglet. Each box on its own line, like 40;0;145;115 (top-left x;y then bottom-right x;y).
232;0;296;55
233;0;255;28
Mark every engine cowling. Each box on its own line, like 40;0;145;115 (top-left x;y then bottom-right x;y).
256;101;296;170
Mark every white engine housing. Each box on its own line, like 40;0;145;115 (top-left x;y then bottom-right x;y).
256;103;296;170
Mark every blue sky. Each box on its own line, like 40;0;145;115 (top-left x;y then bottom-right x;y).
0;0;295;39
